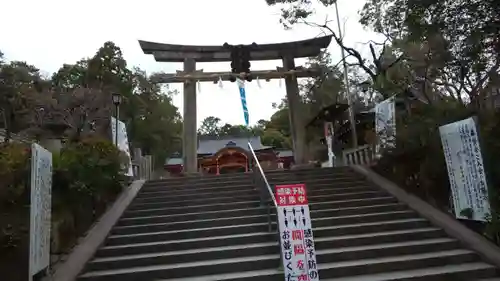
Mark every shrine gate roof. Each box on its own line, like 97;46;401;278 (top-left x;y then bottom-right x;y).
138;35;333;62
197;136;271;155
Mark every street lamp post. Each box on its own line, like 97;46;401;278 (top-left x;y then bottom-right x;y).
111;93;122;147
334;0;358;148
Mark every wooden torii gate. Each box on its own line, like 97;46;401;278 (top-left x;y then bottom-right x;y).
139;35;333;174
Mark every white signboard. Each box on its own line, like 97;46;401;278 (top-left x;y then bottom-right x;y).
276;184;319;281
111;117;134;176
29;143;52;280
375;96;396;155
439;117;490;221
324;122;335;168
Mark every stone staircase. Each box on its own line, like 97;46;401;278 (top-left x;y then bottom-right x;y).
78;167;500;281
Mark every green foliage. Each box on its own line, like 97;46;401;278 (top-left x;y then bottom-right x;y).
375;100;500;242
54;137;124;202
0;143;30;207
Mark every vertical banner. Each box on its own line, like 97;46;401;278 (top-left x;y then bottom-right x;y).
439;117;490;221
236;78;250;126
29;143;52;281
375;96;396;155
276;184;319;281
324;122;335;167
111;117;134;177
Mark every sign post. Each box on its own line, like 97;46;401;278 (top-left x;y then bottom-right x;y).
275;183;319;281
29;143;53;281
439;117;490;221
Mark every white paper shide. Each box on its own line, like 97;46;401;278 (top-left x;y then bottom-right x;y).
439;117;490;221
111;117;134;176
29;143;52;279
375;96;396;154
276;184;319;281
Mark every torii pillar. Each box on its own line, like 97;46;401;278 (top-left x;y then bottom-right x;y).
138;35;333;173
182;58;198;174
283;55;306;165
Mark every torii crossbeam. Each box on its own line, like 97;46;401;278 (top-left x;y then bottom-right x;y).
139;35;333;174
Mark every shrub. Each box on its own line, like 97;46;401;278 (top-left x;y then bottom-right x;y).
53;137;125;239
0;142;31;207
374;100;500;243
0;136;126;278
0;143;31;281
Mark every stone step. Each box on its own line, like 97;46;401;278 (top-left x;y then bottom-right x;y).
112;210;417;235
266;178;369;187
98;226;447;258
78;167;500;281
106;217;428;246
97;232;275;257
134;183;378;202
86;237;459;272
139;182;255;196
87;241;278;271
145;173;252;185
129;193;261;208
135;186;258;200
153;262;497;281
125;199;263;214
79;254;280;281
117;202;408;227
323;262;498;281
79;249;482;281
142;171;358;190
143;180;255;190
264;166;353;176
124;195;398;217
142;176;365;192
128;189;387;209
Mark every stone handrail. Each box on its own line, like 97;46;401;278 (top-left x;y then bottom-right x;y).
132;155;153;180
342;144;376;166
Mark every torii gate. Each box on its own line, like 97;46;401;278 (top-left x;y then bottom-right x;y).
139;35;333;174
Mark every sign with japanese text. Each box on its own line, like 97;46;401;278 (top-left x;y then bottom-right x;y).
375;96;396;155
276;183;319;281
111;117;134;176
439;117;490;221
29;143;52;280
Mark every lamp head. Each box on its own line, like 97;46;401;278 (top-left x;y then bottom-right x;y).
112;93;122;105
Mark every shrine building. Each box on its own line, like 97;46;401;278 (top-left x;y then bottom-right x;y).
164;136;294;175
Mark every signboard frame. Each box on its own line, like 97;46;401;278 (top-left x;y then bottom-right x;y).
29;143;53;281
111;117;134;176
276;183;319;281
439;117;490;221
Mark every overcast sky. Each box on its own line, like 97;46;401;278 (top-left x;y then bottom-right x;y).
0;0;380;128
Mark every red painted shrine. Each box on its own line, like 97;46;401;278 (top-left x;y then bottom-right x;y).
164;136;294;175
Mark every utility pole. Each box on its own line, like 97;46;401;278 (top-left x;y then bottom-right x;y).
334;0;358;148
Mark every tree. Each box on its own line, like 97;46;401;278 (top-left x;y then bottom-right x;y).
261;129;291;149
360;0;500;106
198;116;222;136
265;0;414;100
49;42;183;167
0;59;45;141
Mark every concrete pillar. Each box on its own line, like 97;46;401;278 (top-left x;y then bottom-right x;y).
282;55;306;165
183;58;198;174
